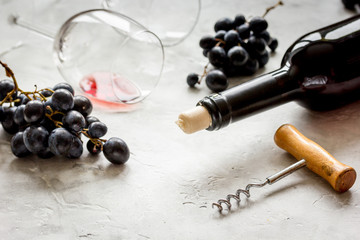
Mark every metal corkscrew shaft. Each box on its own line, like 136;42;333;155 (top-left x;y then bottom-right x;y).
213;124;356;213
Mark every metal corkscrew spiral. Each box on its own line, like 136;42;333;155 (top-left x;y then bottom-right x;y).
212;124;357;213
212;159;307;212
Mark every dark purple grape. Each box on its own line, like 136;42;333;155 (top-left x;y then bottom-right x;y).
1;106;19;134
62;110;86;132
186;73;199;87
214;17;234;32
11;132;31;157
86;140;102;155
258;51;270;68
224;30;240;48
48;128;74;155
53;82;74;96
199;35;217;49
40;118;56;133
205;70;228;92
203;49;210;57
236;24;251;40
85;116;100;127
244;58;259;75
14;94;26;106
248;35;267;55
88;122;107;138
13;104;27;126
66;136;83;159
256;30;271;45
72;95;93;117
249;16;268;34
23;97;31;105
0;79;17;101
37;147;55;159
51;89;74;112
214;30;226;40
0;106;4;121
268;38;278;52
227;46;249;66
208;46;227;67
23;125;49;153
233;14;246;27
221;64;244;77
40;88;53;97
44;99;53;115
103;137;130;164
24;100;45;123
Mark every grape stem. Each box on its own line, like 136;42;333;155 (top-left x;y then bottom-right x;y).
215;39;226;46
1;61;109;155
262;0;284;18
45;105;64;128
198;62;210;84
0;60;20;105
0;61;54;105
81;129;107;151
0;61;64;128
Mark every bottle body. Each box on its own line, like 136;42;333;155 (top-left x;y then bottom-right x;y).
198;14;360;131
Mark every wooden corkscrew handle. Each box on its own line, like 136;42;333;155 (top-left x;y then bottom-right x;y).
274;124;356;192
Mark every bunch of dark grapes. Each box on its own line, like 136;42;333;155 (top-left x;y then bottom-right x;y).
0;61;130;165
187;1;283;92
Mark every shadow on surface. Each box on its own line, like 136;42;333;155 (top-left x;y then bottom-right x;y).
8;152;127;191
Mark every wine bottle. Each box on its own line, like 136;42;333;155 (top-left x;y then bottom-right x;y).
176;14;360;134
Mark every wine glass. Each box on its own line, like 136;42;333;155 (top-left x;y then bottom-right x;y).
102;0;201;46
10;9;164;109
17;0;201;47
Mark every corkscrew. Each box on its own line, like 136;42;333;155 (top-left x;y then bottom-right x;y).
212;124;357;212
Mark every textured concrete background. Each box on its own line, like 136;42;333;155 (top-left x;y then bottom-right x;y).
0;0;359;239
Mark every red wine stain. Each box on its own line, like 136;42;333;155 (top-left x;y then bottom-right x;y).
79;72;140;112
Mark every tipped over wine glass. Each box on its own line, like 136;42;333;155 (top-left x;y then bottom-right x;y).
8;9;165;110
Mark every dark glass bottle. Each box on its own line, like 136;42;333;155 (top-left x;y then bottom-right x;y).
197;14;360;131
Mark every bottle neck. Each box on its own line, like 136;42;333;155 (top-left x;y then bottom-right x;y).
198;66;299;131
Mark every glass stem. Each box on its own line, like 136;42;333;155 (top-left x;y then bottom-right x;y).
10;14;55;40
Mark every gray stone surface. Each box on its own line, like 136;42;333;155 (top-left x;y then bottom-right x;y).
0;0;359;239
